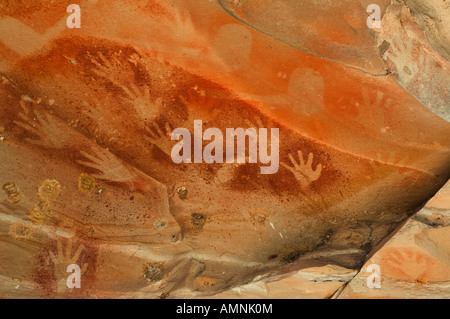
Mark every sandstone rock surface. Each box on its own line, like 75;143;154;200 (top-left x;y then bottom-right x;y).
0;0;448;298
338;181;450;299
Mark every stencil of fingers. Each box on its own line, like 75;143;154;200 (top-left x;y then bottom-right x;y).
349;88;392;133
91;52;160;118
383;248;433;280
49;237;87;292
151;6;198;41
244;116;266;130
414;52;433;83
139;8;205;60
14;108;72;149
362;88;393;109
282;150;322;188
418;52;432;74
244;116;274;140
388;38;418;86
90;52;124;85
364;89;391;129
161;7;205;56
172;8;197;40
179;90;219;125
145;122;175;157
77;147;137;183
121;84;162;121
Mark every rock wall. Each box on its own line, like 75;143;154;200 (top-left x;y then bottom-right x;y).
0;0;448;298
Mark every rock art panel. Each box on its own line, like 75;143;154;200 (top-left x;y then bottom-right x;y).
0;0;448;299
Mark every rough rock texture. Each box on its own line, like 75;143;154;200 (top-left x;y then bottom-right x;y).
338;181;450;299
203;181;450;299
403;0;450;61
376;1;450;121
0;0;448;298
207;264;357;299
